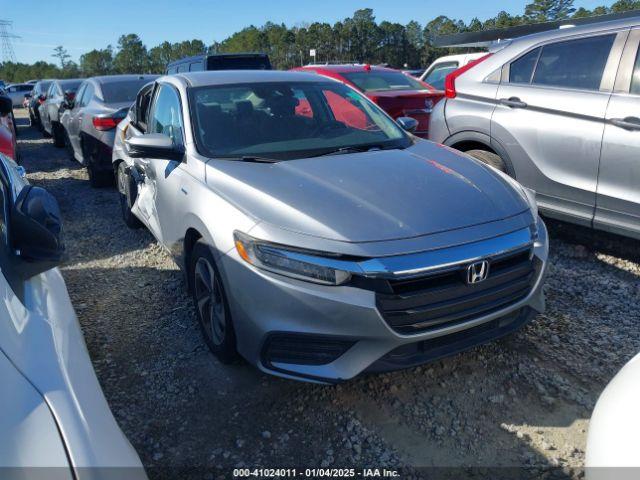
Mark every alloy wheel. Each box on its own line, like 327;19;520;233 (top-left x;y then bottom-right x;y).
193;257;226;346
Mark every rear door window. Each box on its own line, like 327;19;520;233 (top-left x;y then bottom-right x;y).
74;83;86;107
80;83;94;107
509;48;541;84
531;34;616;91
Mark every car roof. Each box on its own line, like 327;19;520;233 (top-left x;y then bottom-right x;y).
510;15;640;47
300;64;397;74
174;69;333;87
90;74;160;85
57;78;83;86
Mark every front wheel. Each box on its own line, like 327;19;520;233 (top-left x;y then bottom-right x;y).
466;149;507;173
190;240;239;364
117;162;142;229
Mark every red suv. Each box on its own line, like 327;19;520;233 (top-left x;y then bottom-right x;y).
0;92;17;160
291;64;443;137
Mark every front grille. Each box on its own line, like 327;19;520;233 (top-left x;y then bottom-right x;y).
262;334;355;366
367;307;534;373
376;248;539;335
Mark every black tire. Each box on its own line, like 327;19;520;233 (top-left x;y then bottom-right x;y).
83;139;113;188
117;162;142;229
190;240;239;364
52;122;65;148
466;149;507;173
63;128;75;162
87;162;113;188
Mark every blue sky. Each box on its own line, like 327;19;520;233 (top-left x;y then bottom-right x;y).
4;0;614;64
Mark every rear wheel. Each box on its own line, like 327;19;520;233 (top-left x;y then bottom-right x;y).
41;118;51;137
190;240;239;364
117;162;142;229
466;149;507;173
87;162;113;188
83;140;113;188
52;122;65;148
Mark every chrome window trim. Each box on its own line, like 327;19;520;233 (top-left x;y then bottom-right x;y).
500;29;629;93
614;28;640;94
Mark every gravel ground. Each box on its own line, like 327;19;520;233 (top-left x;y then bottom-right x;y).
14;109;640;479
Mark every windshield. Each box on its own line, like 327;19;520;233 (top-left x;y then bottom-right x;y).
342;71;429;92
102;79;153;103
189;81;411;160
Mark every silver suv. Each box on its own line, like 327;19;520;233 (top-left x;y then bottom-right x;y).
112;70;548;383
429;16;640;239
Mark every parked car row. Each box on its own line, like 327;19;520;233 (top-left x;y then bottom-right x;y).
6;11;640;474
22;14;640;383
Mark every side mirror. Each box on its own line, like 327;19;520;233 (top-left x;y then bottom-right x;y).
10;186;65;279
397;116;419;133
38;94;46;102
125;133;185;161
0;95;12;116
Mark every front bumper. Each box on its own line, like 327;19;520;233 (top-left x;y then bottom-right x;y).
221;218;548;383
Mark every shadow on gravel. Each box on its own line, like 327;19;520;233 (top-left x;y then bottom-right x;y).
546;217;640;265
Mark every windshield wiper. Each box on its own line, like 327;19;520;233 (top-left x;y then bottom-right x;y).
223;156;280;163
307;144;399;158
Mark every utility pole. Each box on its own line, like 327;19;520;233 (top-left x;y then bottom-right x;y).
0;20;20;63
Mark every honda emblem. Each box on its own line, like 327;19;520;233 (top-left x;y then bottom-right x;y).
466;260;490;285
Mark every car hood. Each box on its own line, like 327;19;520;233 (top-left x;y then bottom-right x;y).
205;141;529;243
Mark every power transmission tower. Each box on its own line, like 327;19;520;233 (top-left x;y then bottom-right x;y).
0;20;20;63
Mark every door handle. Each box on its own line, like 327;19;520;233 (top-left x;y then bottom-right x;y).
610;117;640;131
499;97;527;109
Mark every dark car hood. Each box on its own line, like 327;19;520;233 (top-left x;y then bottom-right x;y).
206;141;529;243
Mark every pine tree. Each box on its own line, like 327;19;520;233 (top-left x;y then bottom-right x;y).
525;0;576;22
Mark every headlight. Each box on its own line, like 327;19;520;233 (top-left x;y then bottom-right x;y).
233;231;352;286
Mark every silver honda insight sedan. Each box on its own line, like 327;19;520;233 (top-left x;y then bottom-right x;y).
112;70;548;383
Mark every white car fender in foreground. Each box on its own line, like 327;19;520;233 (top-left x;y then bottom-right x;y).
586;352;640;479
0;266;146;478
